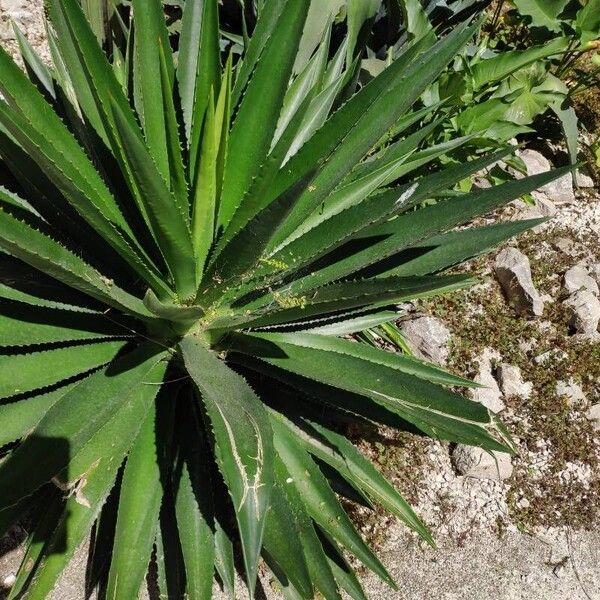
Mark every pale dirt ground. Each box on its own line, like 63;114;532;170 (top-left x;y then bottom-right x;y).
1;2;599;599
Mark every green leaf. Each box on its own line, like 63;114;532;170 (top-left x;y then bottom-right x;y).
347;0;382;59
46;0;113;145
260;149;511;283
81;0;110;42
266;22;478;246
201;174;314;303
248;331;475;388
7;489;65;599
214;521;236;598
0;343;167;510
281;166;572;293
155;497;187;600
143;289;204;322
0;340;126;400
174;396;215;600
0;207;153;317
0;303;126;347
273;454;341;600
131;0;174;183
321;535;368;600
108;96;197;300
231;0;285;107
551;95;578;171
191;94;218;271
179;0;221;151
12;23;56;99
294;0;344;73
0;255;98;314
471;37;569;89
384;218;546;277
0;47;167;296
47;0;191;287
397;0;435;46
270;409;432;543
158;39;189;207
274;28;331;145
513;0;569;31
575;0;600;44
0;384;76;448
263;485;313;599
106;392;174;600
289;154;414;242
190;53;233;272
300;310;398;335
230;333;512;452
218;0;310;230
13;356;168;600
235;274;473;329
180;336;274;596
272;421;395;587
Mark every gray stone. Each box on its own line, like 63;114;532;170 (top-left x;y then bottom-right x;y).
565;290;600;336
534;349;568;364
555;379;586;406
469;349;505;412
586;404;600;431
519;149;574;204
0;0;28;11
495;247;544;317
589;263;600;287
496;364;532;399
512;196;556;220
552;237;584;258
576;170;594;188
452;445;513;480
563;265;599;296
398;315;450;365
533;195;557;217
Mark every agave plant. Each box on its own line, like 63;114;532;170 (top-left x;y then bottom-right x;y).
0;0;567;598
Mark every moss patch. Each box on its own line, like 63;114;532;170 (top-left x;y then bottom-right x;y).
418;226;600;531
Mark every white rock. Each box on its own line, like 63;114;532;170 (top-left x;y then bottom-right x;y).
534;349;567;365
519;149;575;204
589;263;600;287
566;290;600;336
496;364;532;399
398;315;450;365
2;574;16;587
0;0;28;11
552;237;584;258
564;265;599;296
555;379;586;406
586;404;600;431
452;445;513;480
512;196;556;220
533;195;557;217
576;170;594;188
469;349;505;412
495;247;544;317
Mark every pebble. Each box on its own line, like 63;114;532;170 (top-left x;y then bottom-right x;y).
495;247;544;317
452;445;513;480
555;379;586;406
565;289;600;336
518;149;575;204
563;265;599;296
576;170;594;188
586;404;600;431
496;363;533;399
469;349;505;412
398;315;451;365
